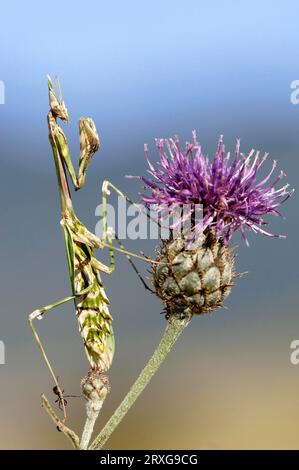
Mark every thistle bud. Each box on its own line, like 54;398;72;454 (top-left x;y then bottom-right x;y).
81;369;109;417
153;232;235;318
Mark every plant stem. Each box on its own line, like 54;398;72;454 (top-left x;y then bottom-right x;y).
90;315;190;450
80;407;100;450
41;394;80;450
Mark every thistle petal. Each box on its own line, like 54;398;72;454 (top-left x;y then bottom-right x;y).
134;134;294;244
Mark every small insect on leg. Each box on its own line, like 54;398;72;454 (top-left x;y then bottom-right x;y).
42;394;80;449
28;294;75;422
53;385;68;411
53;382;81;411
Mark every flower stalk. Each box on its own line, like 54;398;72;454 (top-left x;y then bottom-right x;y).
41;394;80;449
90;313;191;450
80;370;110;450
81;403;102;450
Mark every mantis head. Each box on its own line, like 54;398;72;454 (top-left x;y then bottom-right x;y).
47;74;69;122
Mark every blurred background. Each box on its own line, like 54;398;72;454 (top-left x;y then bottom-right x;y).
0;0;299;449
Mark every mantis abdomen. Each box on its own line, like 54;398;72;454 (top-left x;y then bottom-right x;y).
74;242;114;372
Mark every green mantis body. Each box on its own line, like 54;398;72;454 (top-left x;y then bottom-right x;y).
47;76;115;372
28;77;155;425
28;79;116;418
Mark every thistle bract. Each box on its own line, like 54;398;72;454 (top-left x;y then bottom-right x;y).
153;232;235;317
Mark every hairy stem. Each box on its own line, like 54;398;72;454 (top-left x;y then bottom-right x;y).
80;407;101;450
90;315;190;450
42;394;80;449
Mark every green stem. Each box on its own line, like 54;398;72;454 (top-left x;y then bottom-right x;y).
89;315;190;450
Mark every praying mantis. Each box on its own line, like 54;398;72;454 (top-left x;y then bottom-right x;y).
28;77;154;423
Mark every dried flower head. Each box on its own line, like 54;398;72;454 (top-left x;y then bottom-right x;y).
137;132;293;245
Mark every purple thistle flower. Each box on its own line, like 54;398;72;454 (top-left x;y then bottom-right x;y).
134;131;294;245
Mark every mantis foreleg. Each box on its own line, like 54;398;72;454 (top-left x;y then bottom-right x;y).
48;76;99;193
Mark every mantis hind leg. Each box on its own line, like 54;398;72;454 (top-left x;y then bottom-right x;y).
114;233;154;293
28;294;75;422
101;180;155;293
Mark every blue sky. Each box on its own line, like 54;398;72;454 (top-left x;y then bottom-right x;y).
1;0;299;173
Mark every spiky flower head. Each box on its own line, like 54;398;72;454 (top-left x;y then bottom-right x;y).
138;132;293;245
133;132;293;318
